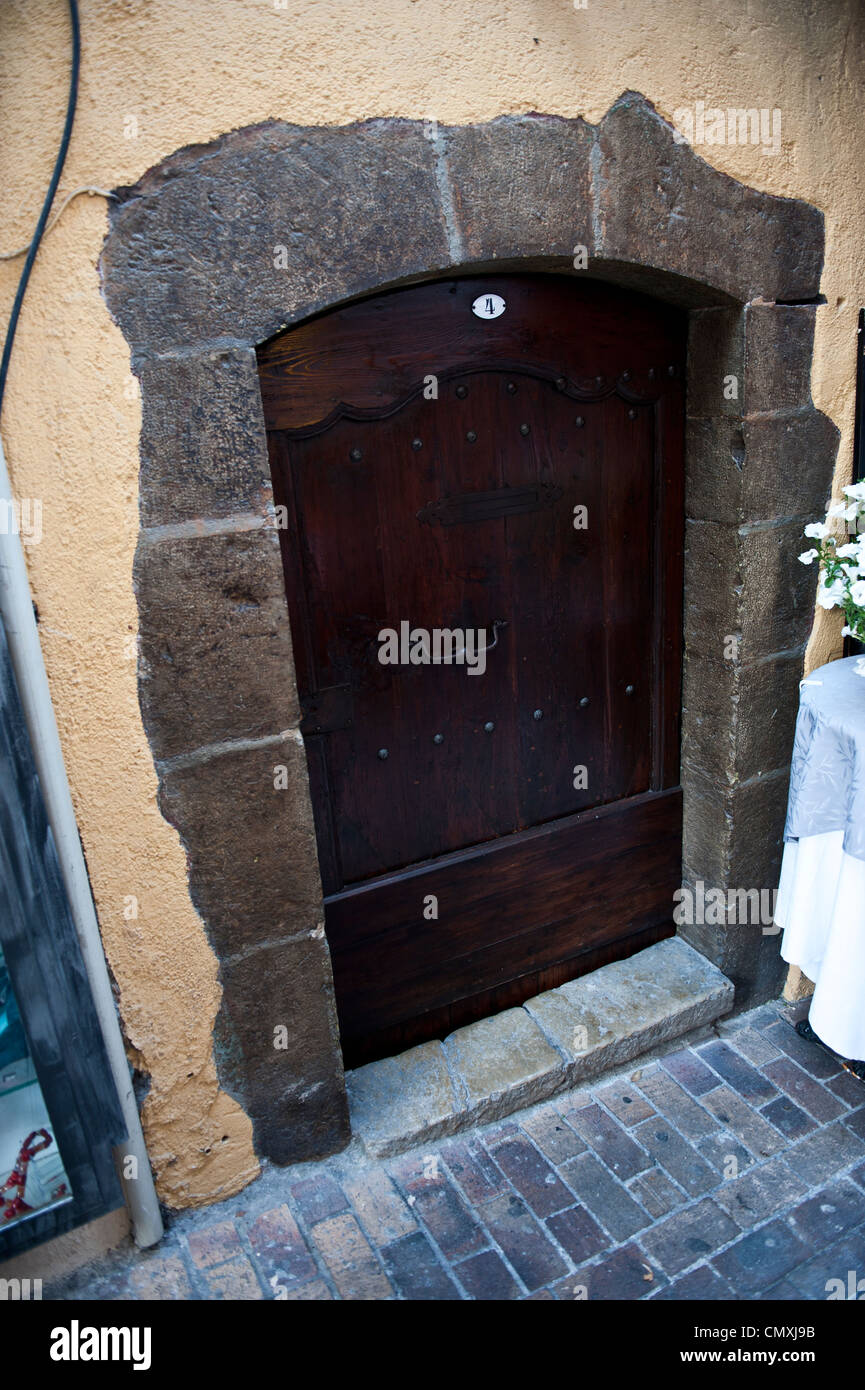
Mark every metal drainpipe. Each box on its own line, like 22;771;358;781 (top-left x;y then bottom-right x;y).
0;432;162;1249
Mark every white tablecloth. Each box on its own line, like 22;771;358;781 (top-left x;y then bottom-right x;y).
775;829;865;1060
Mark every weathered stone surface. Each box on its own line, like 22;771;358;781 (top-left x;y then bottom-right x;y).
684;519;820;661
136;525;300;759
685;417;746;524
103;120;450;354
679;767;790;1010
445;1009;564;1122
598;937;734;1029
215;935;349;1164
596;93;824;303
681;648;737;788
524;982;637;1066
739;411;837;522
687;307;745;418
158;733;322;956
347;1042;464;1158
350;941;733;1157
444;115;594;264
683;520;742;660
682;647;805;786
681;767;731;887
686;410;838;525
726;769;790;888
535;937;734;1068
732;650;804;783
682;764;788;894
137;347;273;527
744;304;816;413
680;919;788;1016
737;521;822;656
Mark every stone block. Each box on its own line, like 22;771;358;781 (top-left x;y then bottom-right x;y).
738;521;823;656
744;304;816;412
214;935;349;1165
684;417;746;525
727;769;790;888
444;114;594;264
104;120;450;354
681;766;731;887
687;307;745;418
683;520;742;660
136;525;300;759
686;409;837;526
682;647;804;787
741;409;837;521
346;1041;464;1159
137;347;273;527
348;940;734;1160
597;937;734;1029
158;734;322;955
444;1008;565;1122
684;518;820;661
595;93;824;303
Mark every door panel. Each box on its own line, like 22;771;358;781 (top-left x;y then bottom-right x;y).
325;788;682;1060
259;274;685;1067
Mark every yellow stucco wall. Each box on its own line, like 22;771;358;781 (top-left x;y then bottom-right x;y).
0;0;862;1207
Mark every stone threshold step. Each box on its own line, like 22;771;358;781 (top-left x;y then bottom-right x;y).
346;936;734;1158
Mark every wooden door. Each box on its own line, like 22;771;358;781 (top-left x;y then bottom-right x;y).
258;275;685;1067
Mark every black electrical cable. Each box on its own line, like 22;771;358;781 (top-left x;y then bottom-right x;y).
0;0;80;420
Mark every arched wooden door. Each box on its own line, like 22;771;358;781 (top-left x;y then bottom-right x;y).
258;275;685;1067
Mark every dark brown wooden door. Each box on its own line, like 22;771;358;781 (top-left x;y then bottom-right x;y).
258;275;685;1067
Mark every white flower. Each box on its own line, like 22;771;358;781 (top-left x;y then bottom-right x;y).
798;549;819;565
804;522;829;539
843;564;862;581
837;543;861;558
843;625;854;637
817;579;845;609
828;501;848;518
844;481;865;501
850;580;865;606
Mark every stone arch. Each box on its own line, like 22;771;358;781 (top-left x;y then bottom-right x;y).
100;92;837;1164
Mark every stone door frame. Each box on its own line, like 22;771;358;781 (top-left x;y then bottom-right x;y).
101;93;838;1164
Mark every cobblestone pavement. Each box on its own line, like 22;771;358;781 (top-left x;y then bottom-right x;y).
46;1001;865;1301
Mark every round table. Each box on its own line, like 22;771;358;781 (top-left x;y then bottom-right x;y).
775;655;865;1061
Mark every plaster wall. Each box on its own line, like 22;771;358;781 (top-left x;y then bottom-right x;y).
0;0;861;1206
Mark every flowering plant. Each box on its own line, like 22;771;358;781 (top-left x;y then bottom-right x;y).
799;482;865;657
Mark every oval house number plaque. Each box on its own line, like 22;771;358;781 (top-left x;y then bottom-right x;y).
472;293;506;320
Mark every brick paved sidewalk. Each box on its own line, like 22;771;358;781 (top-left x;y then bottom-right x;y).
46;1001;865;1301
